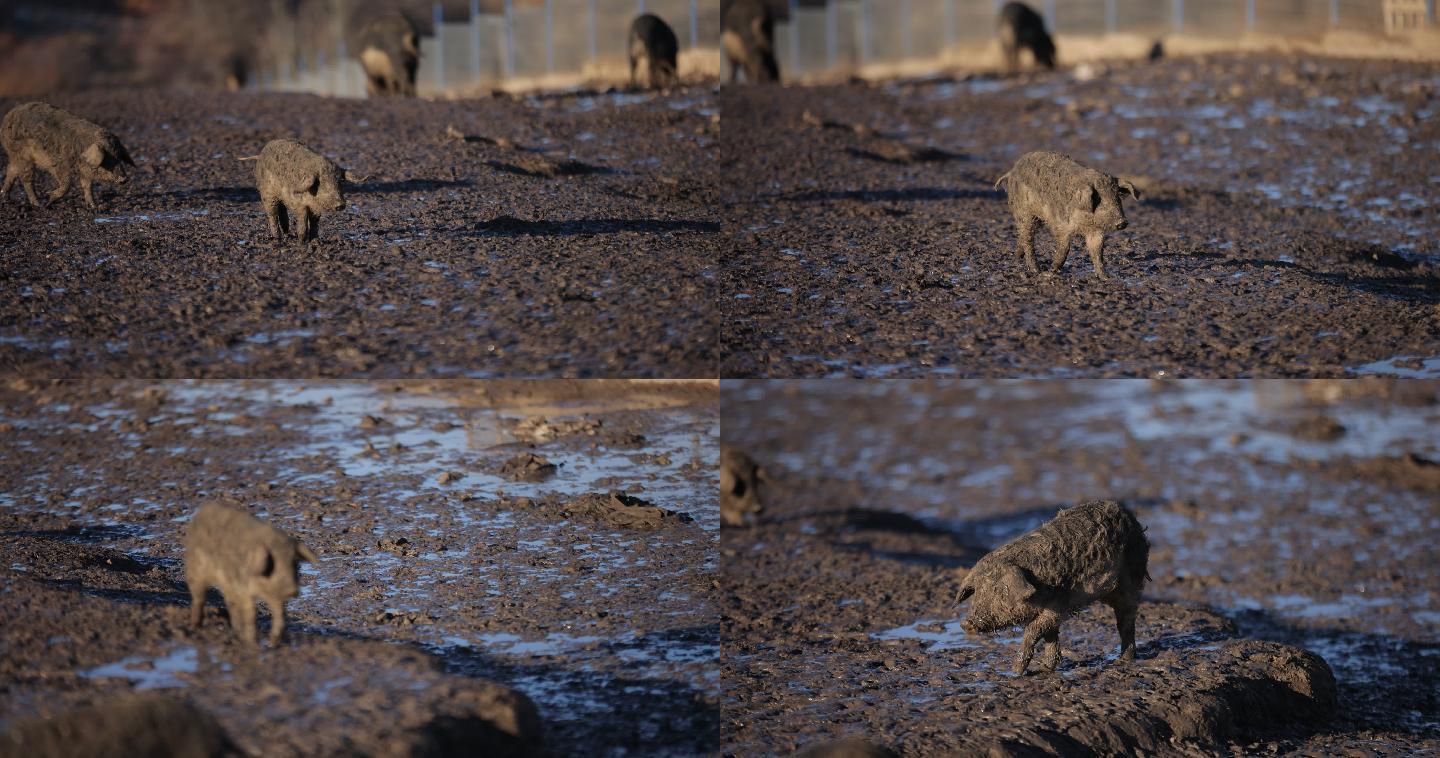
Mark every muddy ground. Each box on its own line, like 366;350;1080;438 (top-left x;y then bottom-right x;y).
721;379;1440;755
0;88;719;377
719;54;1440;378
0;379;718;756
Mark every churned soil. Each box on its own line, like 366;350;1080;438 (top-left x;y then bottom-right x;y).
719;53;1440;377
721;379;1440;755
0;87;720;377
0;379;719;756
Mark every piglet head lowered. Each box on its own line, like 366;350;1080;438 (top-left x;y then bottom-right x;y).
956;559;1041;635
84;133;136;186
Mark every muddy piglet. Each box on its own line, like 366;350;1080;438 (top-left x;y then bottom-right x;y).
720;447;769;527
1;102;135;209
994;150;1139;278
242;139;361;244
185;501;318;646
956;500;1149;675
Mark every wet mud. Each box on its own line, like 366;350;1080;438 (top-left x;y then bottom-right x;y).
720;54;1440;377
0;88;720;377
0;379;719;756
721;379;1440;755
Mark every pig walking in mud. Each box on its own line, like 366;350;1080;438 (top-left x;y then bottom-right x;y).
629;13;680;89
998;2;1057;72
994;150;1139;279
956;500;1150;675
1;102;134;209
185;501;319;646
722;0;780;83
242;139;359;245
721;447;769;527
356;13;420;97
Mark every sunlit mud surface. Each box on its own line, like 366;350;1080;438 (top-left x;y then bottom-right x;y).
0;88;720;377
0;379;718;756
722;379;1439;754
720;54;1440;377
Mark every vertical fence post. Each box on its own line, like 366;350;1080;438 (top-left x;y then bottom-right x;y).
504;0;515;79
943;0;954;49
1245;0;1255;32
433;4;445;92
1173;0;1184;34
690;0;699;48
337;40;348;95
826;0;837;70
588;0;597;64
1329;0;1339;26
902;0;913;58
860;0;871;65
789;0;800;76
1043;0;1055;31
545;0;554;74
638;0;646;15
1105;0;1116;34
470;0;481;84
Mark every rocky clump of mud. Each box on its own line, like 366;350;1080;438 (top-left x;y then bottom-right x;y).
0;693;239;758
496;452;559;482
550;491;694;530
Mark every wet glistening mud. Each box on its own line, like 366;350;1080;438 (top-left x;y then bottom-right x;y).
722;380;1439;755
0;379;718;756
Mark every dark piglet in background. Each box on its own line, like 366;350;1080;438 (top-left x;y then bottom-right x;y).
999;1;1057;72
722;0;780;83
629;13;680;89
242;138;361;245
185;500;319;646
356;12;419;97
720;447;769;527
994;150;1139;278
1;101;134;209
956;500;1150;675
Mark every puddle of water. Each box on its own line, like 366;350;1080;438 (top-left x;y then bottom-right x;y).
871;619;1023;652
81;645;213;690
1350;355;1440;379
94;210;210;224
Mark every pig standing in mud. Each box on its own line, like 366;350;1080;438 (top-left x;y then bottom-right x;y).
629;13;680;89
956;500;1150;675
242;138;359;245
998;2;1057;72
994;150;1139;279
722;0;780;83
1;102;134;209
185;501;318;646
721;448;769;527
356;13;419;97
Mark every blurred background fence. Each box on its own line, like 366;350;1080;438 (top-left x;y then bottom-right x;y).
758;0;1435;80
263;0;719;96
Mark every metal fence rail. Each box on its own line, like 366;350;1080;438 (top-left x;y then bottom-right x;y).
766;0;1433;81
261;0;718;97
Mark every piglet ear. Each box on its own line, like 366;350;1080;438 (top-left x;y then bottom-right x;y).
1118;178;1140;200
250;546;275;577
1000;562;1035;601
83;142;105;167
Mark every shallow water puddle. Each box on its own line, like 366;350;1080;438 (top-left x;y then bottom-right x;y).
871;619;1023;653
1350;355;1440;379
82;645;219;690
